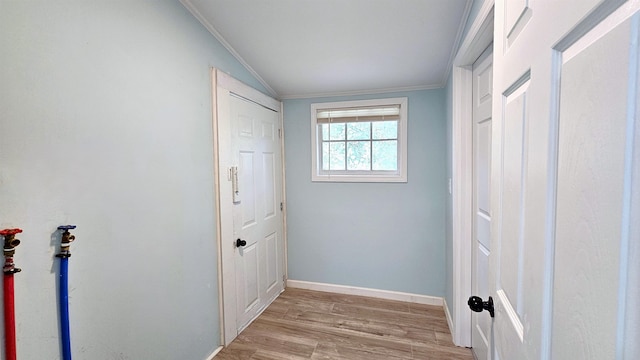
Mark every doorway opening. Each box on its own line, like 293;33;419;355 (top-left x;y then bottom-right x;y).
450;0;494;348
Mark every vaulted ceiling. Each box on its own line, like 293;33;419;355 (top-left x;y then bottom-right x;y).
181;0;472;99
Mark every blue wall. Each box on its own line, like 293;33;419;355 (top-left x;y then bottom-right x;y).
0;1;266;358
284;90;447;296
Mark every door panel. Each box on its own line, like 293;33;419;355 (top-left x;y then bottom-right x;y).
504;0;532;47
552;16;633;359
498;77;529;328
231;95;284;331
477;120;491;251
215;70;284;345
240;242;259;309
240;151;257;227
265;232;278;291
505;0;528;30
262;152;276;218
491;1;640;359
471;47;493;360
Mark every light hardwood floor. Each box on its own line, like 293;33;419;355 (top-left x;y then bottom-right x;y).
214;288;473;359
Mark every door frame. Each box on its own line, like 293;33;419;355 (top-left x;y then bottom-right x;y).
450;0;494;348
211;69;287;346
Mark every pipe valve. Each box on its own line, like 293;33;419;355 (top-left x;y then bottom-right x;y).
56;225;76;258
0;229;22;274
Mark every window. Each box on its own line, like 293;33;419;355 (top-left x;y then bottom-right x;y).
311;97;408;182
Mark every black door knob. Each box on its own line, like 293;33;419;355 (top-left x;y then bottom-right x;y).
468;296;495;317
236;238;247;247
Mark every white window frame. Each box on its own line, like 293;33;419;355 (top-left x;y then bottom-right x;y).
311;97;408;182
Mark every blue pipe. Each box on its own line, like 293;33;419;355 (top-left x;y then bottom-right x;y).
59;256;71;360
57;225;75;360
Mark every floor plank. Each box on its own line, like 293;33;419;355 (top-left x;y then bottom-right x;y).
215;288;473;360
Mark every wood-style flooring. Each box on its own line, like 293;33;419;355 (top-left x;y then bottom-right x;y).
215;288;474;360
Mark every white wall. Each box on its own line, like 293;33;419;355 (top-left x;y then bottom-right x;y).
0;1;267;358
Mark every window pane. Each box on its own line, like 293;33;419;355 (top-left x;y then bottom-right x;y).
329;123;345;140
312;98;407;182
347;122;370;140
372;121;398;140
372;140;397;170
322;142;329;170
328;142;345;170
347;141;371;170
321;124;329;141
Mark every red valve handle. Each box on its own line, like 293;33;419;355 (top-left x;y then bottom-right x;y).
0;229;22;236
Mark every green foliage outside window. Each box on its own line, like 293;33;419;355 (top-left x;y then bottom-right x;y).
320;121;398;171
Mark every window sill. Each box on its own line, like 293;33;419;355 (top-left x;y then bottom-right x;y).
312;174;407;183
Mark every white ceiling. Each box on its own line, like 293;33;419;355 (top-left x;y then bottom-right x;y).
181;0;471;99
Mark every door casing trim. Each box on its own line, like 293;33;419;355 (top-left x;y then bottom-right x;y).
450;0;495;348
211;69;286;346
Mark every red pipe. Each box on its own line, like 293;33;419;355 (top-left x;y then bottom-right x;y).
3;274;16;360
1;228;21;360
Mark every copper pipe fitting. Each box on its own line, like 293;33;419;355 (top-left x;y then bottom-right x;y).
0;229;22;274
56;226;76;258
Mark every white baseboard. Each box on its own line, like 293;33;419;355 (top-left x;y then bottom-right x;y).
286;279;443;306
205;346;223;360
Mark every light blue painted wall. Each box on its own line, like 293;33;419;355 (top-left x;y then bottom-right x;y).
0;1;267;359
284;90;447;296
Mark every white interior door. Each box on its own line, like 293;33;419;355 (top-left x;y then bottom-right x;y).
490;1;640;359
214;70;285;346
471;46;493;360
230;95;284;331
